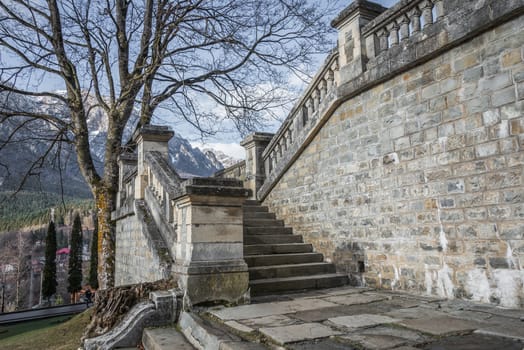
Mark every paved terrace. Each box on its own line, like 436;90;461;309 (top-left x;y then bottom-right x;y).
201;286;524;350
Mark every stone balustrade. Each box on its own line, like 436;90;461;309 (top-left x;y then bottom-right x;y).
261;51;340;180
214;160;246;180
363;0;445;60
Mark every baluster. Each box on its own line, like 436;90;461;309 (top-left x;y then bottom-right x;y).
398;14;410;41
409;7;421;34
312;89;320;112
387;22;400;47
320;79;327;101
420;0;433;28
433;0;445;21
287;129;293;145
306;97;314;120
377;28;389;53
326;69;334;91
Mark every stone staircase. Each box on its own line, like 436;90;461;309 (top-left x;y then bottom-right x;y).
243;200;348;296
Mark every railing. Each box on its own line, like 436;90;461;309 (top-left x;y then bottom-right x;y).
257;0;452;198
261;50;340;178
144;151;184;226
214;160;246;180
363;0;445;60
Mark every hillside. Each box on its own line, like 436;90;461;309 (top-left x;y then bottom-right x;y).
0;191;94;232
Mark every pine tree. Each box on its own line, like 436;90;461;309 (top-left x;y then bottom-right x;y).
68;213;83;300
88;215;99;289
42;220;57;303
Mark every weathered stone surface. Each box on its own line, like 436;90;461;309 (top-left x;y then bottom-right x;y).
224;321;254;334
259;323;341;345
399;316;481;335
142;328;194;350
239;314;300;328
211;298;338;320
340;325;427;350
324;293;387;305
327;314;400;329
421;334;524;350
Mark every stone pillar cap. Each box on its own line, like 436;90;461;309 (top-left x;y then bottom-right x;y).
118;152;138;163
132;125;174;143
331;0;387;28
240;132;275;146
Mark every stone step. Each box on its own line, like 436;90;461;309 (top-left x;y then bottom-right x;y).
244;234;303;244
243;218;284;227
244;253;324;267
243;200;261;206
242;205;269;213
178;311;267;350
248;262;336;280
244;243;313;256
249;273;349;296
244;226;292;235
142;327;194;350
242;211;276;219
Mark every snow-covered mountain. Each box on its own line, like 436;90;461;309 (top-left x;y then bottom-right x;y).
202;148;242;169
0;91;227;197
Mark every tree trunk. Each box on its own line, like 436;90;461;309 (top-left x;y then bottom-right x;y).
95;187;116;290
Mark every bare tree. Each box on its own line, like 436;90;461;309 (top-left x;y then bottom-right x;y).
0;0;337;289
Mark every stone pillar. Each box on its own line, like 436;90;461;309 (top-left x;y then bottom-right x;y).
240;132;274;200
172;178;250;305
133;125;174;200
117;153;137;208
331;0;386;83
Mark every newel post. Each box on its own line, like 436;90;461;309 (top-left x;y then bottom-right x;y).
241;132;274;200
133;125;174;200
331;0;386;83
172;178;250;305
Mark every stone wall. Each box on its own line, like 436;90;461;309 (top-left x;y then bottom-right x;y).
114;202;173;286
264;14;524;307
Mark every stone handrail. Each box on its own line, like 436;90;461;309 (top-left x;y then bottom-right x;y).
144;151;184;226
261;50;340;178
214;160;246;180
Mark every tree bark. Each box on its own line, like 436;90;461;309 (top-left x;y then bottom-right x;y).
95;187;116;290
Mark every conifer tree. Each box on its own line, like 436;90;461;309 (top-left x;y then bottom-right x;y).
68;213;83;300
42;221;57;303
88;215;99;290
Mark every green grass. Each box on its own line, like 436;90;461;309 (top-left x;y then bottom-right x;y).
0;310;92;350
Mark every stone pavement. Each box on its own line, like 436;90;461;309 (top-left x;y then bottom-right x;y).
207;287;524;349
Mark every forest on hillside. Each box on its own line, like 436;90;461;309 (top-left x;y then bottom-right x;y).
0;191;94;232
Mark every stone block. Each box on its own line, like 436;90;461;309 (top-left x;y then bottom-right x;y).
492;86;516;107
259;323;341;345
475;141;499;158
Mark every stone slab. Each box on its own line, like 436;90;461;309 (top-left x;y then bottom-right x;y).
220;341;269;350
340;325;427;350
259;323;341;345
225;321;254;334
475;316;524;341
211;298;338;320
399;316;481;336
324;293;388;306
384;306;448;320
328;314;400;329
239;314;300;328
318;287;373;296
421;333;524;350
288;338;359;349
294;298;422;322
